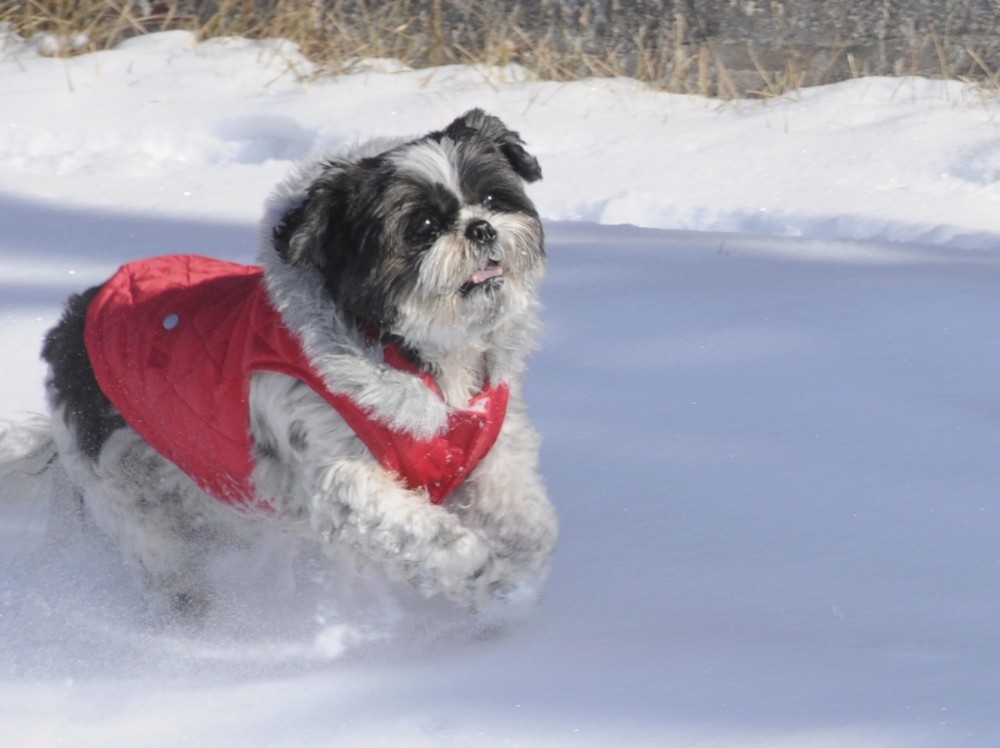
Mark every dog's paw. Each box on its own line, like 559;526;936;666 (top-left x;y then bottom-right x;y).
403;533;529;613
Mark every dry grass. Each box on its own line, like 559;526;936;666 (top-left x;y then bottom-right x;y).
3;0;998;98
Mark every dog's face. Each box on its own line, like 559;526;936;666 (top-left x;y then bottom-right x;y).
272;110;545;354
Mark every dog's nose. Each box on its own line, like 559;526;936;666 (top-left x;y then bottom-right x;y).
465;219;497;245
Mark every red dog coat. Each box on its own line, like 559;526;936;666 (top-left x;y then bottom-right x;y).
84;255;508;506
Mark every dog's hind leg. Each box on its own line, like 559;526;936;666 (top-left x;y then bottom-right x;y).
96;433;222;619
47;412;223;619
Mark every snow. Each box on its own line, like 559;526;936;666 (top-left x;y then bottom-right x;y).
3;29;1000;746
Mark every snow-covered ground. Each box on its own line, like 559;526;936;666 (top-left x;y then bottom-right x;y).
2;29;1000;747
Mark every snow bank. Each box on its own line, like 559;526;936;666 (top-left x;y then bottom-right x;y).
2;33;999;249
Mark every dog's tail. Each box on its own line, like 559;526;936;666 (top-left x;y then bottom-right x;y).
0;415;59;486
0;416;86;544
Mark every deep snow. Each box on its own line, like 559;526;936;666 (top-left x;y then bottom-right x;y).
2;29;1000;747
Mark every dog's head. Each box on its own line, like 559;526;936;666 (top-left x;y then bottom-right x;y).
269;109;545;357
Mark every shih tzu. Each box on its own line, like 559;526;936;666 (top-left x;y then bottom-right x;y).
36;109;557;616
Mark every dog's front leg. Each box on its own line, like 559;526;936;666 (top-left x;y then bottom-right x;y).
305;459;509;608
251;374;520;609
447;407;559;602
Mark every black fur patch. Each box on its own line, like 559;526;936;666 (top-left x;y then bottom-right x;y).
251;413;280;461
41;285;126;461
288;419;309;453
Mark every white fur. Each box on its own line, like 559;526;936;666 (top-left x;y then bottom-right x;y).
390;139;462;194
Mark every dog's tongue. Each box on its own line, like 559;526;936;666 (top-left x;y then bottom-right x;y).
471;265;503;284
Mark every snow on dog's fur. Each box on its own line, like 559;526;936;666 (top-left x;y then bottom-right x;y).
35;110;557;617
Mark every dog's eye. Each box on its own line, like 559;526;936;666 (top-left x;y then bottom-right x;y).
481;191;514;212
413;214;441;241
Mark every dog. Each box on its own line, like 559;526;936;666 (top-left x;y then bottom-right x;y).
37;109;557;617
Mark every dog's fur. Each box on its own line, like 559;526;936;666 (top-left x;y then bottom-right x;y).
38;110;557;616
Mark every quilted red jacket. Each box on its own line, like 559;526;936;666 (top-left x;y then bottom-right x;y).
83;255;508;506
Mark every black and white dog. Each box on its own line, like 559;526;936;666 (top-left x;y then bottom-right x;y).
35;110;557;616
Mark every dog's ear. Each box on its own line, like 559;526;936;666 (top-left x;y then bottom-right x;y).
445;108;543;183
271;168;348;269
